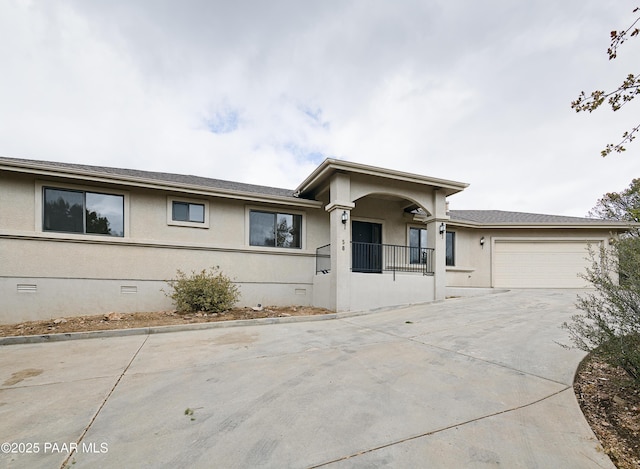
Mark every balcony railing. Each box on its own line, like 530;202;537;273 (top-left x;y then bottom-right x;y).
352;242;434;276
315;244;331;273
315;242;434;276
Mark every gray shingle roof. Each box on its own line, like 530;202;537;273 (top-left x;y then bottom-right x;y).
1;156;297;199
449;210;624;225
1;157;633;227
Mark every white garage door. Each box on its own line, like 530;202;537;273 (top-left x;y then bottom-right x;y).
493;240;597;288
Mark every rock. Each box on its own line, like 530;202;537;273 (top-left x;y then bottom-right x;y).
613;396;627;407
105;312;123;321
53;318;67;324
195;313;203;317
251;305;264;311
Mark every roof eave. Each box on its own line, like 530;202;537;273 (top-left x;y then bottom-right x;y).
447;220;632;230
1;159;322;208
296;158;469;197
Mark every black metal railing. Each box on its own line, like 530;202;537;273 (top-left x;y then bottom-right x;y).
352;242;434;275
316;242;434;276
315;244;331;273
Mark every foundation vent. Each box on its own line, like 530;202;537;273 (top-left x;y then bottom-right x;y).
120;286;138;294
17;284;37;293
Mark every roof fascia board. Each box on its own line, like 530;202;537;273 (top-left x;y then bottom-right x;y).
1;160;322;209
447;220;631;230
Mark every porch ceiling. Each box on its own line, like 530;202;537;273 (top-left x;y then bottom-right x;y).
358;194;424;215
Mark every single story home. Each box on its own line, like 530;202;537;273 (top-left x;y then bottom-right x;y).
0;156;628;323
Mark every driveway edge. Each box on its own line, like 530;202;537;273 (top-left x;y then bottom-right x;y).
0;293;505;346
0;309;379;346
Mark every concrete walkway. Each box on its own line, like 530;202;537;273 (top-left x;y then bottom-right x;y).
0;290;614;468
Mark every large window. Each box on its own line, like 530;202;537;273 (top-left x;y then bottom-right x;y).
250;210;302;248
172;201;205;223
446;231;455;266
409;227;428;264
43;187;124;237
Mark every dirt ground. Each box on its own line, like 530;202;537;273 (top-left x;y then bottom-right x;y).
574;355;640;469
0;306;333;337
0;308;637;468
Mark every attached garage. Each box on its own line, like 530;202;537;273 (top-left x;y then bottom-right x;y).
493;239;598;288
445;210;627;290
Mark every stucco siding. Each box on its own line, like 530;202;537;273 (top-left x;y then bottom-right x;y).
0;236;319;321
312;272;333;310
0;277;316;324
1;173;37;232
350;272;435;312
0;175;328;322
348;173;438;216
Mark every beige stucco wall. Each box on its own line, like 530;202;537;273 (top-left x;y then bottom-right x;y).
445;226;612;288
312;272;333;310
348;173;439;216
0;172;330;322
0;172;37;231
350;272;435;311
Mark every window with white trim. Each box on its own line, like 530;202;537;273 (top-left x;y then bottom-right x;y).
166;197;209;228
43;187;124;237
172;201;205;223
249;210;302;248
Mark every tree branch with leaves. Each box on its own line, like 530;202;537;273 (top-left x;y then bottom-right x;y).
571;7;640;156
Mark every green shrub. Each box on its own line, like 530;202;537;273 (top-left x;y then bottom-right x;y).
563;240;640;384
165;267;240;313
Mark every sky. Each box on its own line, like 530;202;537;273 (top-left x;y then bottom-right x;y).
1;0;638;217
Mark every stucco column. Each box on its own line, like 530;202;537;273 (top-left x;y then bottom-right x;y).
326;173;354;312
427;190;448;301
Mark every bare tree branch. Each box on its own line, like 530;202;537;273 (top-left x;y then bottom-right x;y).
572;8;640;156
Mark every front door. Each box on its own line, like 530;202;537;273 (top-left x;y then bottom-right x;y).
352;221;382;273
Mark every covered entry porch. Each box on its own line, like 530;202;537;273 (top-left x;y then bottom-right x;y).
297;159;468;312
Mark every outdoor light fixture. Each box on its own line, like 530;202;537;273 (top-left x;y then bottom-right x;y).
341;211;348;225
480;236;485;248
439;222;445;236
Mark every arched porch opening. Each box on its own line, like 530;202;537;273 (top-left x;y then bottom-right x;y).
349;192;434;276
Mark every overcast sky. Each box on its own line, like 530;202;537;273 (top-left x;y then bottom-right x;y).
1;0;638;216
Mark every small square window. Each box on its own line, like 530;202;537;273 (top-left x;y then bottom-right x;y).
167;198;209;228
172;202;205;223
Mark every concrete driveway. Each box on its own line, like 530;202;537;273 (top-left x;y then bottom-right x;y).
0;290;614;468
